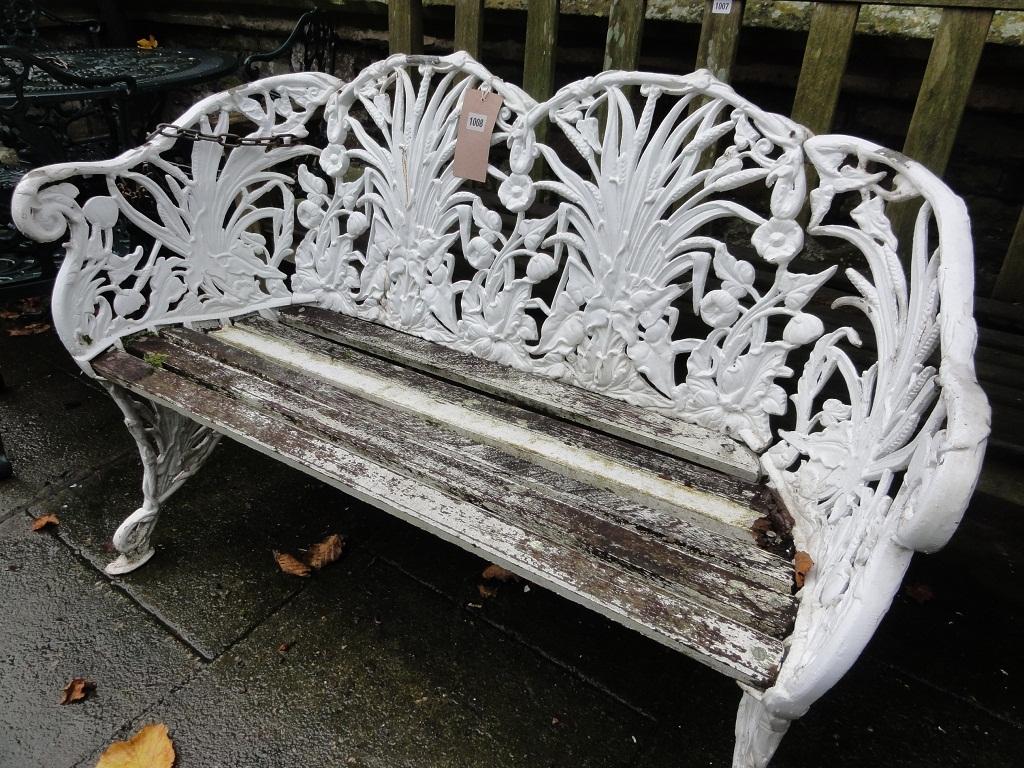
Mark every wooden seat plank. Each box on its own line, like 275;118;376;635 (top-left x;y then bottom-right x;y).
157;324;795;591
94;347;791;687
277;306;762;481
128;329;796;619
224;316;778;539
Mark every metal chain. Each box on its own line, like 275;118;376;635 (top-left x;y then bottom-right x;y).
147;123;298;148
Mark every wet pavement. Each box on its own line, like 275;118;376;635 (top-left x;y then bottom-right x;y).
2;321;1023;767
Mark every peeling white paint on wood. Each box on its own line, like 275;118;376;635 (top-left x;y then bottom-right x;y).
215;323;763;532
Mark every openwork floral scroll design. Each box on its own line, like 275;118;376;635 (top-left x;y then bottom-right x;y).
292;54;551;366
13;73;339;364
749;137;989;734
505;72;830;451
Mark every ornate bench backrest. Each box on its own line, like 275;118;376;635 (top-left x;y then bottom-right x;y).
13;53;988;557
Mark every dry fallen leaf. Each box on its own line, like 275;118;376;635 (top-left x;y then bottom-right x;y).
95;723;175;768
6;322;51;336
136;35;159;50
904;581;935;604
31;514;60;531
306;533;344;570
481;564;519;582
793;551;814;589
59;677;94;705
273;551;311;577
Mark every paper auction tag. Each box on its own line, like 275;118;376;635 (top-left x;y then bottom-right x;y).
711;0;733;13
453;88;504;183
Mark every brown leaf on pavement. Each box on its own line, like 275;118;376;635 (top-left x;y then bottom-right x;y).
30;514;60;531
59;677;94;705
481;564;519;582
477;583;497;599
273;551;311;577
6;322;51;336
306;533;344;570
793;551;814;589
95;723;175;768
904;581;935;604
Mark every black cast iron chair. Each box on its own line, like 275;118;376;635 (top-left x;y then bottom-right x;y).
243;9;340;80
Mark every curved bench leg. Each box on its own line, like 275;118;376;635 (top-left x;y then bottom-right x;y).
732;689;791;768
104;384;220;575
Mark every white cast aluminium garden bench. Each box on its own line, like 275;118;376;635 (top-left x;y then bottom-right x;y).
13;53;990;767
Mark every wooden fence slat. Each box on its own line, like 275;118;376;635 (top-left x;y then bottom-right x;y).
902;6;993;176
791;1;859;135
603;0;647;72
454;0;485;59
814;0;1022;9
523;0;559;102
695;0;744;83
388;0;424;56
993;208;1024;302
523;0;559;180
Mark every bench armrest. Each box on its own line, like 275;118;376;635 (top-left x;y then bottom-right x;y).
756;135;990;722
12;72;340;370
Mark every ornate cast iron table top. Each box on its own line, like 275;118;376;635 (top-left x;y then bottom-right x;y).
0;47;238;104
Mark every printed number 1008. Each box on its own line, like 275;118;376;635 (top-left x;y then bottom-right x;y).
466;112;487;133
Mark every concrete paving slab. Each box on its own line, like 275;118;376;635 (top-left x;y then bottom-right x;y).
0;369;131;518
364;516;711;718
33;440;397;660
866;491;1024;724
81;550;650;768
0;513;201;768
0;325;82;390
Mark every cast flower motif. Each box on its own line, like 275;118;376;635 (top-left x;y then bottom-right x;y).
297;200;324;229
346;212;368;237
526;253;558;282
319;145;350;177
700;290;741;329
783;312;824;346
82;196;119;229
752;217;804;265
498;173;535;212
465;236;495;269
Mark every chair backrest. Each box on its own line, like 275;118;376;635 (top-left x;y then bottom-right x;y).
243;9;342;81
0;0;41;48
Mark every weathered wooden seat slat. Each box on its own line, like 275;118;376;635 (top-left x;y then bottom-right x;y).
215;315;774;538
279;306;762;481
93;330;796;686
14;52;989;766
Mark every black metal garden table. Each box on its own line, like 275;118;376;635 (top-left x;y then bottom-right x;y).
0;46;238;103
0;46;238;292
0;47;238;142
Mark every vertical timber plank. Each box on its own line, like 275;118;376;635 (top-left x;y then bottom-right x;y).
604;0;647;72
695;0;744;83
523;0;559;102
791;1;859;135
389;0;424;55
892;6;992;259
454;0;485;59
902;6;993;175
993;207;1024;302
523;0;559;180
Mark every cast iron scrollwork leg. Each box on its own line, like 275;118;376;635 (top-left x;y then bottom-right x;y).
732;689;791;768
104;384;220;574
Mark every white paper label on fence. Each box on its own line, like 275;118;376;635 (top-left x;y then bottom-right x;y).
453;88;504;182
712;0;733;14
